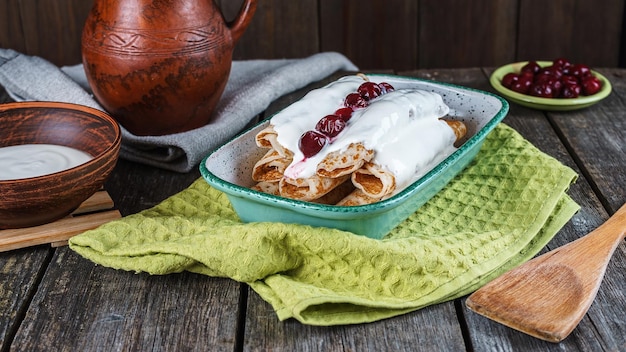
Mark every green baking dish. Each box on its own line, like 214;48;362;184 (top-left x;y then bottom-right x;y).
200;74;509;239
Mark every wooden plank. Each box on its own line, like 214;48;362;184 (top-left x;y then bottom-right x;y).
0;246;51;350
244;288;466;351
0;210;121;252
104;159;201;216
418;0;517;68
547;68;626;213
319;0;419;71
10;248;242;351
71;190;115;215
0;191;120;253
517;0;624;67
4;0;626;70
227;0;320;61
0;0;27;54
17;0;93;66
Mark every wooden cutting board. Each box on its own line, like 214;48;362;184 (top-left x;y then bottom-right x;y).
0;190;121;252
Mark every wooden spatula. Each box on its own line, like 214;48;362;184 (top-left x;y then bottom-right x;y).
466;203;626;343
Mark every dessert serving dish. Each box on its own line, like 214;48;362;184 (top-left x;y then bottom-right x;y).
0;102;121;229
200;74;509;239
490;61;612;111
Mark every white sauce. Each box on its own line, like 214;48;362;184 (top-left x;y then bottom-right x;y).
0;144;93;180
270;75;457;192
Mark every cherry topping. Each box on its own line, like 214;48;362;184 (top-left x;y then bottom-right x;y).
298;130;328;158
378;82;395;93
315;114;346;138
357;82;383;101
334;107;353;121
344;92;368;109
296;77;397;158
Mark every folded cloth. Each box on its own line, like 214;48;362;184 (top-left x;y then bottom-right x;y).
0;49;358;172
69;123;579;326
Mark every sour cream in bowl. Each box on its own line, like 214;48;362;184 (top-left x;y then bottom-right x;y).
0;102;121;229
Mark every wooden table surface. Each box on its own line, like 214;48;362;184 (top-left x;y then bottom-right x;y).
1;67;624;351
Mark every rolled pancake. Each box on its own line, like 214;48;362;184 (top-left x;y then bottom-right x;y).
441;119;467;146
351;162;396;199
255;125;288;157
252;148;293;182
316;142;374;178
251;181;280;195
279;174;351;201
349;119;467;202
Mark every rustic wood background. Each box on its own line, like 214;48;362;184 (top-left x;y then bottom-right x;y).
1;0;625;70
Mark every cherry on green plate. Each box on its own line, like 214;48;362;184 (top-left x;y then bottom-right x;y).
490;61;612;111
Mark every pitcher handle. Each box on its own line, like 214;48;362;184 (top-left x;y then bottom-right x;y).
228;0;257;45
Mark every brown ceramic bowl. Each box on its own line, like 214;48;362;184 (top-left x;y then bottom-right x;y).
0;102;121;229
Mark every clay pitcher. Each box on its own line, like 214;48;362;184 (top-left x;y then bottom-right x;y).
81;0;257;136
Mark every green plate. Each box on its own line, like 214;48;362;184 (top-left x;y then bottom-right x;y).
490;61;612;111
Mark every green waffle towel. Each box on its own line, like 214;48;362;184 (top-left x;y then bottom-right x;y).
69;123;579;325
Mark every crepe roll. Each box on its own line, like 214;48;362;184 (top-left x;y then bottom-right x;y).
441;119;467;146
279;174;351;202
316;142;374;178
251;181;280;195
351;162;396;199
252;148;293;182
255;125;289;157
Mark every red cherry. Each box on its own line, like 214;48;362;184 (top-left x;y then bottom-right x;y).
299;130;328;158
529;83;554;98
378;82;395;93
344;92;368;109
561;75;579;86
334;107;353;121
315;114;347;138
521;61;541;75
581;76;602;95
519;72;534;84
553;57;571;69
561;82;581;98
510;75;532;94
570;64;591;79
538;65;563;79
545;77;563;97
501;73;519;88
357;82;383;101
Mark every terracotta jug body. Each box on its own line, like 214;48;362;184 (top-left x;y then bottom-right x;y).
81;0;257;136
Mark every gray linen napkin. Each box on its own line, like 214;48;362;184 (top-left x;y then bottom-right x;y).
0;49;358;172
